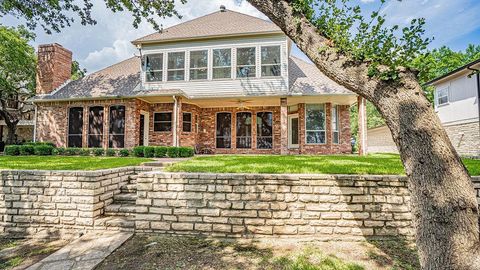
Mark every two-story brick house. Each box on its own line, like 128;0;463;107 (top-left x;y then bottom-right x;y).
33;8;361;155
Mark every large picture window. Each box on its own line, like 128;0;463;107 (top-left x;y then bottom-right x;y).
257;112;273;149
261;46;281;77
332;105;339;144
213;48;231;79
236;112;252;148
145;53;163;82
109;105;126;148
183;113;192;132
88;106;104;148
167;52;185;81
236;47;256;78
189;50;208;80
305;104;326;144
216;113;231;148
154;112;172;132
68;107;83;148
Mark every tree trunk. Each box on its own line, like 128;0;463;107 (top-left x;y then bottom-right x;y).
246;1;480;269
5;123;17;145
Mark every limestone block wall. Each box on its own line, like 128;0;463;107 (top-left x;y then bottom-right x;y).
135;172;437;240
443;121;480;157
0;167;148;238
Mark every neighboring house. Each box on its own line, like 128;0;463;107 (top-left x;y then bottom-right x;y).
0;99;35;149
32;7;362;155
366;125;397;154
367;58;480;157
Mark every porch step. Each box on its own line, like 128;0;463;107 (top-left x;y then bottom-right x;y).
113;193;136;204
94;216;135;230
105;203;140;217
121;184;137;193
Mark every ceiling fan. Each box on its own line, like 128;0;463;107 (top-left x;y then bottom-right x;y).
231;99;253;110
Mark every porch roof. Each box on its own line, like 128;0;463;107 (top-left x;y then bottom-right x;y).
32;55;355;103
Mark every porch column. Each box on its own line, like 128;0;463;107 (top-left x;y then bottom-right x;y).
357;96;368;156
176;97;183;147
280;97;288;155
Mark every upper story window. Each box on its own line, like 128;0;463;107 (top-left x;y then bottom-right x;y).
145;53;163;82
261;46;281;77
236;47;256;78
167;52;185;81
213;48;232;79
190;50;208;80
436;87;449;106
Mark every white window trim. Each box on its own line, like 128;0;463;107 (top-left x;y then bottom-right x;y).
153;111;173;132
305;104;327;145
212;48;233;80
182;112;192;133
144;53;164;83
260;45;282;78
215;111;232;149
436;87;450;107
332;104;340;144
256;111;274;150
166;51;186;82
236;46;257;78
189;50;209;81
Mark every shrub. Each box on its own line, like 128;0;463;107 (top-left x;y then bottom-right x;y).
24;141;56;148
179;147;195;158
133;146;145;157
79;148;90;156
53;147;66;155
167;147;179;158
144;146;155;158
92;148;105;156
119;149;130;157
106;149;116;157
154;146;168;158
4;145;20;156
65;148;80;156
19;145;35;155
34;145;54;156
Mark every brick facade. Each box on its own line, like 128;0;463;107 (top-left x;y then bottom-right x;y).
35;98;352;155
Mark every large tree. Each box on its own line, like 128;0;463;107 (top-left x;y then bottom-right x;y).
1;0;479;268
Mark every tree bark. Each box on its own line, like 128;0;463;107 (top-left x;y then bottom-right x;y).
5;123;17;145
246;1;480;269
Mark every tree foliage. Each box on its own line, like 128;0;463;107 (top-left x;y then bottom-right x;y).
71;60;87;80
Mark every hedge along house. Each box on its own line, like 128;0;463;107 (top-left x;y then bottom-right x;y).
32;7;366;155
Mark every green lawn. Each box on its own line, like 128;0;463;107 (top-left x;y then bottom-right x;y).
166;153;480;175
0;156;152;171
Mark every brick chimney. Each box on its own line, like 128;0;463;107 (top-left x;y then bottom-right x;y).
36;43;72;95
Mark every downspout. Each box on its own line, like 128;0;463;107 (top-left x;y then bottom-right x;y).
33;103;38;143
173;95;178;147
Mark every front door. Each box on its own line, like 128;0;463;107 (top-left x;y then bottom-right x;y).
288;114;299;148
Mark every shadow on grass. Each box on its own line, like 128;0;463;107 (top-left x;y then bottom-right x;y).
366;236;420;270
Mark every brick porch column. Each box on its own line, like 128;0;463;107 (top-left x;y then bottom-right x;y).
280;97;288;155
176;97;183;147
357;96;368;156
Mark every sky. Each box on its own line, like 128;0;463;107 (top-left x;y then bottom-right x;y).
3;0;480;74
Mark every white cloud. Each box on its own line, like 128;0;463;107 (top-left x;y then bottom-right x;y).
83;40;136;71
360;0;376;3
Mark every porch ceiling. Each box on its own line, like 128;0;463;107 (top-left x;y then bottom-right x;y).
138;95;358;108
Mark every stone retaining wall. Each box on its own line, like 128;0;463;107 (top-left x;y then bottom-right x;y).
0;167;149;239
136;172;480;240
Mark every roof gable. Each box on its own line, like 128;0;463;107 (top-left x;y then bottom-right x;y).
133;9;282;44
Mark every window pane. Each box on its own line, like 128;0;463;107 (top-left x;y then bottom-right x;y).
190;50;208;68
154;112;172;132
146;71;163;82
306;104;325;131
261;65;281;77
88;106;104;148
257;112;273;149
109;106;125;148
237;47;256;65
236;112;252;149
261;46;280;65
213;67;231;79
216;113;231;148
146;54;163;70
154;123;172;132
154;112;172;121
168;70;185;81
237;66;256;78
190;68;208;80
332;105;339;131
68;107;83;148
213;49;231;67
168;52;185;69
333;131;339;144
183;113;192;132
183;113;191;122
306;131;325;144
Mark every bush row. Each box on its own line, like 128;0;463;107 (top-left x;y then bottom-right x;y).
4;145;194;158
132;146;194;158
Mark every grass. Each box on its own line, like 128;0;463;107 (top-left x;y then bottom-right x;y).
166;153;480;175
0;156;152;171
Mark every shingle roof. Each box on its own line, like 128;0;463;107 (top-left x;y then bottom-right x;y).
133;9;282;44
33;56;353;102
288;56;352;95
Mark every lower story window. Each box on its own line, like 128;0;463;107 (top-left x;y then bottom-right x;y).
305;104;326;144
257;112;273;149
154;112;172;132
332;105;340;144
183;112;192;132
216;112;231;148
88;106;104;148
109;105;126;148
68;107;83;148
236;112;252;148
